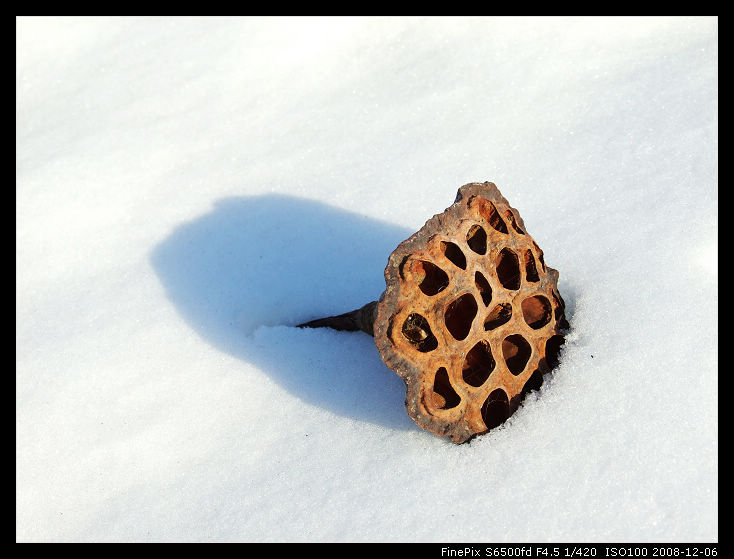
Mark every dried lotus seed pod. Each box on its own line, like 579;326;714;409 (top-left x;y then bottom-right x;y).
299;182;569;443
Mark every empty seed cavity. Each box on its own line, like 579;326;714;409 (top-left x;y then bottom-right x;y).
412;260;449;296
442;241;467;269
524;250;539;283
505;210;525;234
484;303;512;330
545;334;565;369
474;271;492;306
444;293;478;340
496;249;521;290
431;367;461;410
475;198;508;234
466;224;487;255
520;370;544;399
502;334;532;375
481;388;510;430
462;340;495;387
521;295;552;329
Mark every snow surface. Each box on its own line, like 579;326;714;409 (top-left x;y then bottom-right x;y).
17;16;717;542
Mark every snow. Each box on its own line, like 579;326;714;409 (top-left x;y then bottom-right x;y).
17;16;717;542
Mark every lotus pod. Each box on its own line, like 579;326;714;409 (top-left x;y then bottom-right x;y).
300;182;569;443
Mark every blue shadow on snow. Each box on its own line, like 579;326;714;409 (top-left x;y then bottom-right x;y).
150;195;418;432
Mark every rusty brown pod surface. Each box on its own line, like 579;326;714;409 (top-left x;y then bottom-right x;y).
299;182;569;443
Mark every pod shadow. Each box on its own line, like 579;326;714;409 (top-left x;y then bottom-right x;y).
151;195;417;431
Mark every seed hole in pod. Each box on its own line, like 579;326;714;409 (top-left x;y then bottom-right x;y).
444;293;478;340
520;370;544;399
431;367;461;409
532;241;546;271
552;289;567;311
484;303;512;330
496;249;521;290
476;198;508;234
481;388;510;430
401;313;438;352
413;260;449;296
545;334;565;369
554;289;565;307
524;250;539;283
502;334;532;375
442;241;467;270
521;295;552;329
466;224;487;255
551;291;570;330
474;271;492;306
505;210;525;234
462;340;495;387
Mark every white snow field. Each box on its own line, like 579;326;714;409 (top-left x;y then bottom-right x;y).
17;16;717;542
